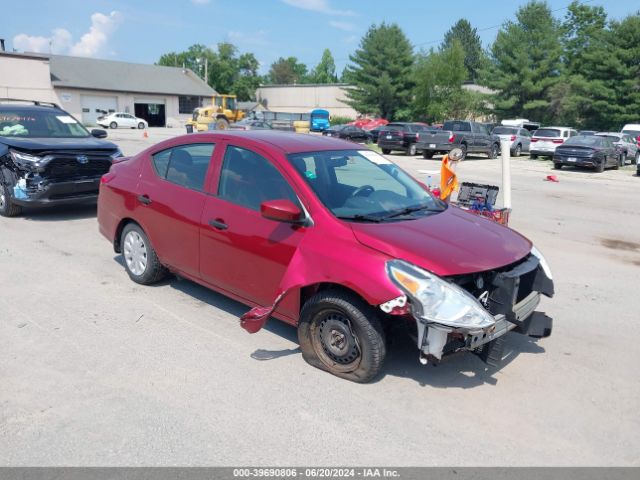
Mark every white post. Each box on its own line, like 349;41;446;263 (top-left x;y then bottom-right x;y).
500;140;512;209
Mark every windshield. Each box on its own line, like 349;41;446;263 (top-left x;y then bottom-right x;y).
534;128;561;138
311;111;329;119
0;109;90;138
564;136;607;147
622;130;640;138
287;149;445;222
493;127;517;135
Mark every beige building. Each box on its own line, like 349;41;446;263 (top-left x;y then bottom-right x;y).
256;83;358;119
0;51;216;127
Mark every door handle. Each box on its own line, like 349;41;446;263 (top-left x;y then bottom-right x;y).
137;194;152;205
208;219;228;230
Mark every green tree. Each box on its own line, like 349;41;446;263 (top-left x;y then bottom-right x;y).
267;57;309;84
482;1;563;124
343;23;414;120
309;49;338;83
413;40;487;122
441;19;485;82
232;53;262;101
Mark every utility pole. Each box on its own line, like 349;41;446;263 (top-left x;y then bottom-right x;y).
204;57;208;85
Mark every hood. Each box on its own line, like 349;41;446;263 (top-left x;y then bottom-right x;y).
1;136;119;152
350;206;532;276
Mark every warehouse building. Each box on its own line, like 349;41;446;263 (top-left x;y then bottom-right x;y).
255;83;358;119
0;51;216;127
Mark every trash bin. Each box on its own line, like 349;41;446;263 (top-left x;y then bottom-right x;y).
185;124;194;134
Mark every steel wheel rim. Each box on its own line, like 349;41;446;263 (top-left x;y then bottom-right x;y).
314;312;361;369
123;231;148;276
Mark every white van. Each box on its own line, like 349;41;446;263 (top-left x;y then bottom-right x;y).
621;124;640;141
501;118;540;132
530;126;578;158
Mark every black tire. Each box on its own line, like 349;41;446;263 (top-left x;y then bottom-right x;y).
530;154;538;159
636;151;640;165
381;149;390;155
0;180;22;217
619;152;626;167
110;121;118;129
120;223;168;285
298;289;386;383
406;143;417;156
138;122;145;129
596;158;605;173
423;151;434;159
513;144;522;157
553;162;562;170
488;143;500;159
215;118;230;130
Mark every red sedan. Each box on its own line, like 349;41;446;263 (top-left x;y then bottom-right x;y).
98;131;554;382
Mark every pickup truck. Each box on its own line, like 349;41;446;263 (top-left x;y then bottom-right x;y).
417;120;501;160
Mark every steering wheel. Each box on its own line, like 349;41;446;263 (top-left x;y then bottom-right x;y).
351;185;375;198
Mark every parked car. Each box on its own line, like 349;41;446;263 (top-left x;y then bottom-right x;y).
621;124;640;152
377;122;429;156
0;99;121;217
310;109;330;132
595;132;639;165
322;124;371;143
491;126;531;156
97;112;148;130
98;131;554;382
578;130;597;136
417;120;500;160
529;127;578;159
553;135;619;172
228;119;272;131
369;126;383;144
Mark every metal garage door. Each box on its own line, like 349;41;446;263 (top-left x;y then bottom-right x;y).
81;95;117;125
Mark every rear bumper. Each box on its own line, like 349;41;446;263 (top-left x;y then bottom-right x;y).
378;141;408;151
554;155;599;168
530;148;557;156
416;142;453;152
12;178;101;207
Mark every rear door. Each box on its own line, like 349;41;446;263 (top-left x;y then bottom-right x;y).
199;143;307;309
135;142;216;277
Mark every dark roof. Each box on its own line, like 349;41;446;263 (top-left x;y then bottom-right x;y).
48;55;216;97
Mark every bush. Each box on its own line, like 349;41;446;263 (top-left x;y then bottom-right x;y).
330;116;354;125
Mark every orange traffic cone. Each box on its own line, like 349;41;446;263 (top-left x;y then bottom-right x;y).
143;130;148;139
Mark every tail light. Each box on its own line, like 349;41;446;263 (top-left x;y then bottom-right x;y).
100;172;116;184
637;135;640;143
510;135;516;141
552;139;564;144
448;134;456;143
398;131;405;137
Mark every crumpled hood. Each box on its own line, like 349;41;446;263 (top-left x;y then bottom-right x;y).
350;206;532;276
1;136;118;152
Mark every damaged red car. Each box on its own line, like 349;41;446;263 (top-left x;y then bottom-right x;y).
98;131;554;383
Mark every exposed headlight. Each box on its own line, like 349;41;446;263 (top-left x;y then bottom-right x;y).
530;245;553;280
386;259;496;330
9;150;41;164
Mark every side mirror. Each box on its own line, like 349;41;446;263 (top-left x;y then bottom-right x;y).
260;199;303;223
91;129;108;139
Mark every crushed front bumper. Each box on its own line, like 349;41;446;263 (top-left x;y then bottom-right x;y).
413;254;554;365
11;178;101;207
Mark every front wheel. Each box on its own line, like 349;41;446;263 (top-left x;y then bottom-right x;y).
488;143;500;159
553;162;562;170
513;144;522;157
215;118;230;130
121;223;168;285
423;151;434;159
298;290;386;383
381;149;390;155
138;122;145;129
110;121;118;129
530;154;538;160
596;159;605;173
0;181;22;217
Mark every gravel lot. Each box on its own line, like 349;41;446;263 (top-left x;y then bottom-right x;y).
1;127;639;466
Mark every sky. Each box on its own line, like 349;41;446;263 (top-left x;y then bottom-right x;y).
4;0;640;75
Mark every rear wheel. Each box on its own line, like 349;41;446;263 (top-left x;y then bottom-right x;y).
215;118;230;130
298;290;386;383
381;149;390;155
423;151;434;159
138;122;145;129
0;181;22;217
619;152;626;166
110;121;118;129
407;143;417;156
121;223;168;285
459;143;468;160
530;154;538;159
596;158;605;173
488;143;500;159
553;162;562;170
513;144;522;157
635;151;640;165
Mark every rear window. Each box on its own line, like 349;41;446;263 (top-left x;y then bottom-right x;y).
534;128;561;138
493;127;517;135
382;124;406;132
442;121;471;132
564;136;608;147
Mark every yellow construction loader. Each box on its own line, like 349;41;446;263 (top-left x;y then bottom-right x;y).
186;94;245;132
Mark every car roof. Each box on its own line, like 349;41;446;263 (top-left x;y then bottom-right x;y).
0;103;63;113
596;132;621;136
189;130;363;154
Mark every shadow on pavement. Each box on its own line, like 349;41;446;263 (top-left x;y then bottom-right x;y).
22;203;97;221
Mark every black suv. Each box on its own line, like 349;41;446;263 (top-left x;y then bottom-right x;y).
377;122;429;156
0;100;121;217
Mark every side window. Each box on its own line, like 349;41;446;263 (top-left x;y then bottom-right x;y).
218;145;299;211
152;143;215;191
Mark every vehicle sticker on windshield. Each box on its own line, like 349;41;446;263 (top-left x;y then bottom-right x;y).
358;150;391;165
56;115;78;124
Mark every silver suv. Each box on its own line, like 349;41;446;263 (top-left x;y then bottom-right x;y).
491;126;531;157
595;132;639;166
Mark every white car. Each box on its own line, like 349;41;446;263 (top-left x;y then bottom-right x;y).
97;112;147;130
530;126;578;159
